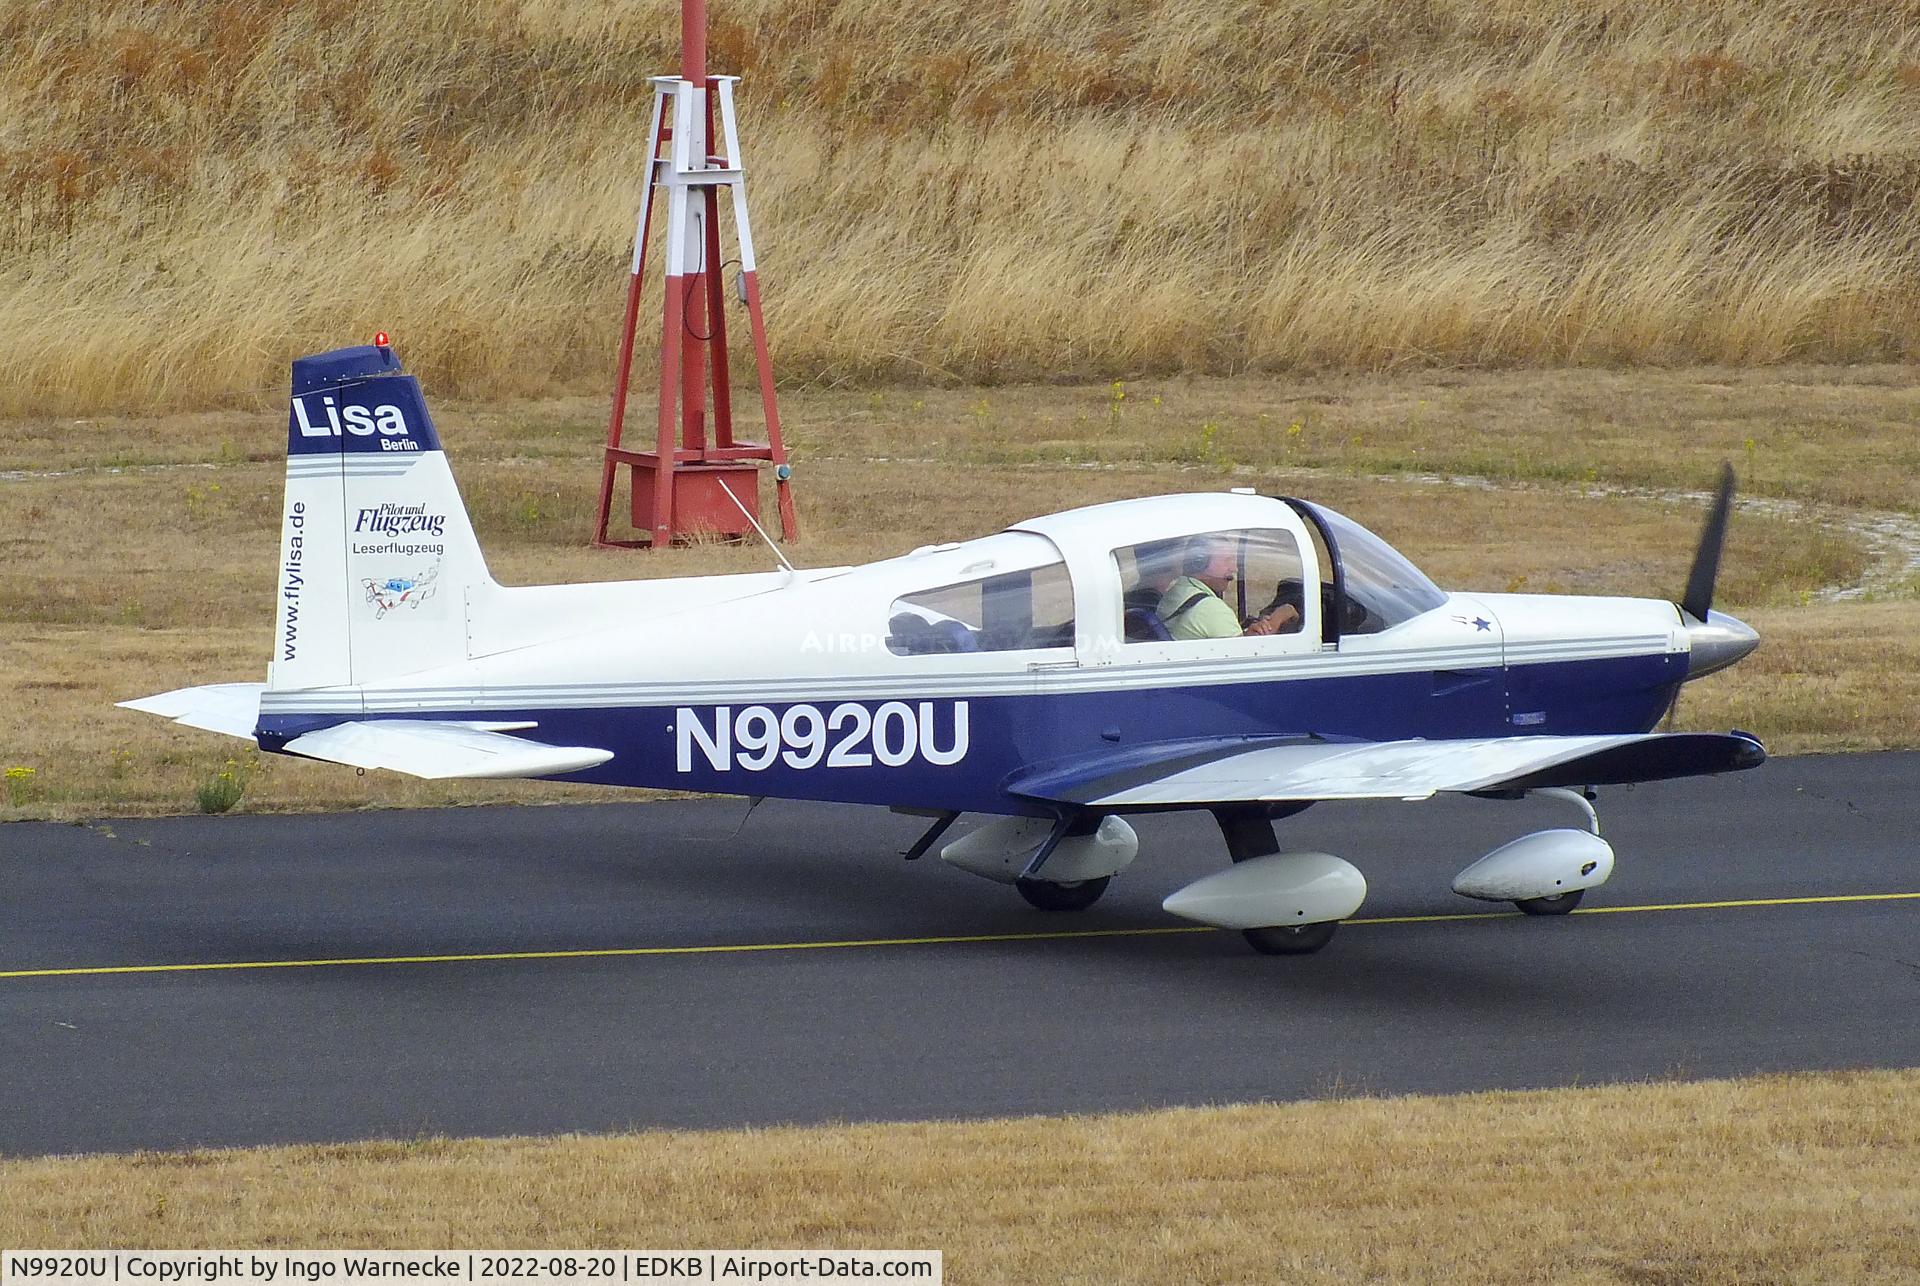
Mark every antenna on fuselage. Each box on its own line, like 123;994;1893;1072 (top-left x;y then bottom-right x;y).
717;477;795;576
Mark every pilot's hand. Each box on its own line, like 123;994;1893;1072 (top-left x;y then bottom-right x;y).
1246;604;1300;636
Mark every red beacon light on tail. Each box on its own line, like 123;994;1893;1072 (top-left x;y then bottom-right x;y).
373;331;391;350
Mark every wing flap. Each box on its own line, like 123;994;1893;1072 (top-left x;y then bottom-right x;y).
1013;732;1764;808
282;721;613;780
118;683;264;740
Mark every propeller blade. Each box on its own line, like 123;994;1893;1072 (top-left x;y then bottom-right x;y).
1680;462;1736;622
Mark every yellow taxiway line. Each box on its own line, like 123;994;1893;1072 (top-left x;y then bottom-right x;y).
2;891;1916;981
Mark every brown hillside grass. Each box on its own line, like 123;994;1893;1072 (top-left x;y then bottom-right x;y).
3;1;1920;413
4;1070;1918;1283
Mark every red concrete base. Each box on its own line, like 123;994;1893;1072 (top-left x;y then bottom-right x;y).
629;459;763;542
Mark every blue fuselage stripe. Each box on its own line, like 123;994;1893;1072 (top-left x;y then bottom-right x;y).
257;654;1683;814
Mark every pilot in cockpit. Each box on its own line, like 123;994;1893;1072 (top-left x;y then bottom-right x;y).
1158;536;1301;641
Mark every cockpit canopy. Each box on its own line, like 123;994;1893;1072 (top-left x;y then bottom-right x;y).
880;493;1448;657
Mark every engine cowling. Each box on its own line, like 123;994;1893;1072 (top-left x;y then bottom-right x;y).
1452;828;1614;903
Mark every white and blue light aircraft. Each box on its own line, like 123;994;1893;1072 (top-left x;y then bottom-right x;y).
126;343;1765;954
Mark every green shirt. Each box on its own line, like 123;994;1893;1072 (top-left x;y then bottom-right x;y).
1157;576;1240;640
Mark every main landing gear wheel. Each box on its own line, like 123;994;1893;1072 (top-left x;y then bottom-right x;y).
1242;921;1339;955
1016;876;1111;912
1514;890;1584;916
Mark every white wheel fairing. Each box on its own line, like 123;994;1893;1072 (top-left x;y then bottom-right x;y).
1162;852;1367;930
1452;828;1615;903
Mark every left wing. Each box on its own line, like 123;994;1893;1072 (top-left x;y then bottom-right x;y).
1009;732;1765;809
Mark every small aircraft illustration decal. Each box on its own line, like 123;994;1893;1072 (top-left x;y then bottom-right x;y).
362;566;438;618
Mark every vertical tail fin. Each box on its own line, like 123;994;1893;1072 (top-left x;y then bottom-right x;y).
269;343;493;691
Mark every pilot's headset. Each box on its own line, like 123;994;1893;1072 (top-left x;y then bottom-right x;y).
1181;535;1225;577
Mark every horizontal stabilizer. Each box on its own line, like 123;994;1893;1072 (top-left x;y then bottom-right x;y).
282;720;613;780
118;684;264;740
1012;732;1765;809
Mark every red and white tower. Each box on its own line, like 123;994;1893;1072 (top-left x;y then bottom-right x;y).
594;0;798;548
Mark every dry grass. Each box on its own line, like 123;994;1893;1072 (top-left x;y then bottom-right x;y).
2;1069;1917;1282
4;1;1920;413
8;364;1918;511
788;364;1920;516
1689;600;1920;753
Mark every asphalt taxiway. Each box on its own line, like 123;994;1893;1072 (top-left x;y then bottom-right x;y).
2;753;1917;1156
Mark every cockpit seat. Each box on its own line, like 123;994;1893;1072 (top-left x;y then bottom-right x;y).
889;614;982;655
1123;607;1172;642
929;619;980;652
887;613;932;655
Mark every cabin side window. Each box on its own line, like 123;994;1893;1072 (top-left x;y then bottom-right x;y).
886;559;1076;655
1115;529;1305;643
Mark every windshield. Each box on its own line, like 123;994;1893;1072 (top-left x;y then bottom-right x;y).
1306;504;1447;634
